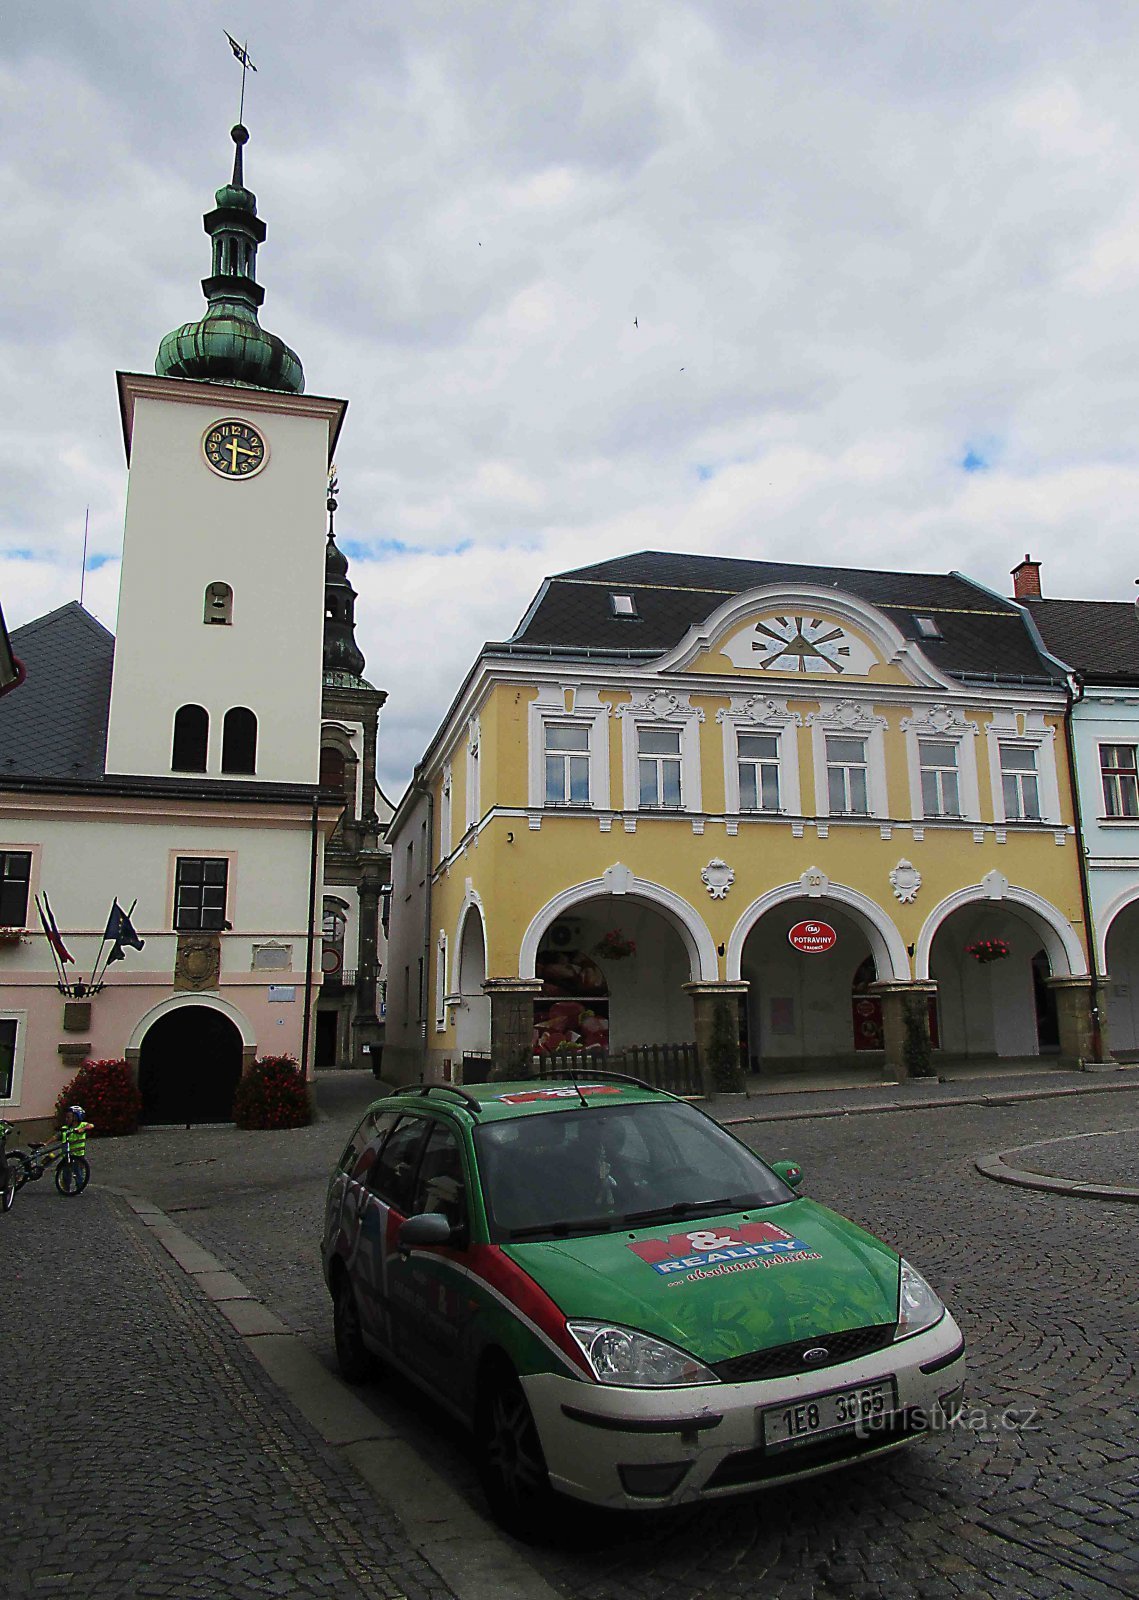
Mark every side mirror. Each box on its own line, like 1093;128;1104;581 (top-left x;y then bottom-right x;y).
398;1212;454;1250
770;1160;803;1189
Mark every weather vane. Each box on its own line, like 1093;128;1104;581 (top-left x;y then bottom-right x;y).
224;30;257;123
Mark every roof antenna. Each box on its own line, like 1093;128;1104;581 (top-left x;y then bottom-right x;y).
79;507;89;606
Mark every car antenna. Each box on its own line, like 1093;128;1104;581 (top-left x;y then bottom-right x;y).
568;1061;589;1108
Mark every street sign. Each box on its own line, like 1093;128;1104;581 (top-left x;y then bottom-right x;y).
788;919;837;953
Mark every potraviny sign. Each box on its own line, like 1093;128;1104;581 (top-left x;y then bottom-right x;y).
788;919;837;953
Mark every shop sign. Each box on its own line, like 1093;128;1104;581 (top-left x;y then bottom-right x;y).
788;920;837;954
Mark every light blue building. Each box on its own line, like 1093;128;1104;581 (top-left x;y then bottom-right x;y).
1012;559;1139;1058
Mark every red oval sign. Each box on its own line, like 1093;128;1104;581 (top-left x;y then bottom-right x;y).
788;920;837;953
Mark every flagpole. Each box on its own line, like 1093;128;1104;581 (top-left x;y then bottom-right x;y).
90;898;123;991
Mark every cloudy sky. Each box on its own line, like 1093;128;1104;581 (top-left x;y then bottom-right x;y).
5;2;1139;796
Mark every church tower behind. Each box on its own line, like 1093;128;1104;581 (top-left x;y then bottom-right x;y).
105;124;346;785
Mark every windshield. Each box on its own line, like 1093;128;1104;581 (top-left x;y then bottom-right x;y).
474;1100;792;1242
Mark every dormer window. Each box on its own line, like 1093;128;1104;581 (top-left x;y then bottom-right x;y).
204;582;233;625
912;615;943;640
610;593;638;618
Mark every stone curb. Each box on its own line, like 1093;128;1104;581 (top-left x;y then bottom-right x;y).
106;1187;561;1600
975;1131;1139;1204
719;1075;1139;1128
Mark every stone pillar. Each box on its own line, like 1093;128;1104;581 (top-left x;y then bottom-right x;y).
870;981;938;1081
351;870;384;1072
1045;977;1101;1065
483;978;544;1080
682;982;750;1097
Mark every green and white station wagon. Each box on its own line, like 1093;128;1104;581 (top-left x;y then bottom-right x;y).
321;1076;965;1530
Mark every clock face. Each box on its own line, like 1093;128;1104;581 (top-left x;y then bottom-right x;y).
203;418;268;480
748;615;857;674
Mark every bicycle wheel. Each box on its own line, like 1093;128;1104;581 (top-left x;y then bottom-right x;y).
1;1164;14;1212
55;1155;90;1197
6;1150;33;1191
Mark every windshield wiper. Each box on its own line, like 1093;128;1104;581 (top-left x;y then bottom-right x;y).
621;1195;760;1227
503;1216;623;1242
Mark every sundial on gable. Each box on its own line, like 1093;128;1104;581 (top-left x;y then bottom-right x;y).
720;614;879;676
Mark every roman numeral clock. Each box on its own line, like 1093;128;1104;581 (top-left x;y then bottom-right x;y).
720;614;879;675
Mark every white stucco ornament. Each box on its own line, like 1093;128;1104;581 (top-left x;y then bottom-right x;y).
889;859;922;904
701;858;735;899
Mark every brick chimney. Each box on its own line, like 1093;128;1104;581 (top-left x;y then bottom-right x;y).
1011;554;1042;600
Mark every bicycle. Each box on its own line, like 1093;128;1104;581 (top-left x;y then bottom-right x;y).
8;1110;94;1198
0;1121;18;1212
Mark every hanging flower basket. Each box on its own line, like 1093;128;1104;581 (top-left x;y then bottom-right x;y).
967;938;1011;965
594;928;636;961
0;927;27;947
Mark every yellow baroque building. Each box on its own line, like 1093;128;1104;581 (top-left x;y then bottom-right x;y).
386;553;1096;1086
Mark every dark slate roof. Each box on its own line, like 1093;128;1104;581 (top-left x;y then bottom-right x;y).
1023;599;1139;684
501;551;1061;684
0;603;114;780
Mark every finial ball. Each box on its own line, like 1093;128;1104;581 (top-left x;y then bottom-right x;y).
232;124;250;146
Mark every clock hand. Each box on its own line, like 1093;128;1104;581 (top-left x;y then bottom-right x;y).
226;438;240;470
232;443;260;458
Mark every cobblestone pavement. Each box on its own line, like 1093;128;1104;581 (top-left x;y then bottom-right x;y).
91;1074;1139;1600
0;1178;455;1600
1007;1126;1139;1186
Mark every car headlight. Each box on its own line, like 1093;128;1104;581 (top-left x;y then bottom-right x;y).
894;1258;945;1340
567;1321;719;1387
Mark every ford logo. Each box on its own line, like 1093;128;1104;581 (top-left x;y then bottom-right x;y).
802;1346;830;1364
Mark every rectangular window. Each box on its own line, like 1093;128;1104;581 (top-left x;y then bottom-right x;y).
1101;744;1139;819
738;732;780;811
0;851;31;927
638;727;683;808
544;724;590;805
826;736;869;814
0;1018;16;1099
174;857;228;931
1000;744;1041;821
919;739;960;818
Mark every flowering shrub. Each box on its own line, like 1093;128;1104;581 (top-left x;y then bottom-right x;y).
966;938;1011;965
232;1054;312;1130
55;1059;142;1136
594;928;636;961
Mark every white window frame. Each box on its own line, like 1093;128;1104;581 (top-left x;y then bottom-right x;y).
618;689;704;814
999;743;1042;822
527;685;611;810
435;930;448;1032
901;706;981;824
543;724;592;806
717;695;802;816
807;701;888;819
439;765;452;858
984;710;1061;826
825;734;871;815
465;718;481;832
636;723;685;809
0;1010;27;1107
1100;743;1139;819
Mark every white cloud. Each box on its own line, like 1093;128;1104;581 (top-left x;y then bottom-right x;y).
6;1;1139;797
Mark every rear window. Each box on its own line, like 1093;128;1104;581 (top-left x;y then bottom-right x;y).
474;1100;791;1241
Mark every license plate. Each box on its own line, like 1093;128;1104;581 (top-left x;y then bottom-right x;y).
761;1377;898;1451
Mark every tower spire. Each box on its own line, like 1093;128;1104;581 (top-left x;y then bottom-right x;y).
323;472;368;683
155;121;304;393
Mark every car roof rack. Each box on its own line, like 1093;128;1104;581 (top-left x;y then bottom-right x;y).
392;1082;484;1115
535;1066;657;1094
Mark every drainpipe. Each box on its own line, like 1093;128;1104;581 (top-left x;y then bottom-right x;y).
1063;675;1107;1061
413;768;435;1083
300;795;320;1077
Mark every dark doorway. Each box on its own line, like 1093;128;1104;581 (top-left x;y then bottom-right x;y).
138;1006;244;1124
315;1009;339;1068
1032;950;1060;1052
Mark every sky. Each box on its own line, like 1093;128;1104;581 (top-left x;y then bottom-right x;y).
5;2;1139;798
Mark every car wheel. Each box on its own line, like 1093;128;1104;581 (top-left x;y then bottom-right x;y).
475;1364;555;1537
332;1270;375;1384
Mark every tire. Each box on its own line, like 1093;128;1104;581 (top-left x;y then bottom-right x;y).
6;1151;33;1191
55;1155;90;1197
1;1166;14;1212
332;1270;375;1384
475;1364;556;1538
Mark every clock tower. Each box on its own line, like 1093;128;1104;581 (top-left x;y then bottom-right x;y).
105;124;346;784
